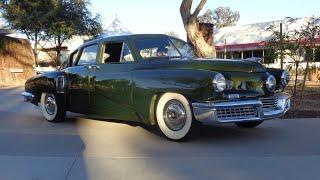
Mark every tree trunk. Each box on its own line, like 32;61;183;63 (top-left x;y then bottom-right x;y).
33;34;39;66
55;36;62;66
293;61;299;98
180;0;216;58
299;59;309;104
187;19;216;58
56;48;61;66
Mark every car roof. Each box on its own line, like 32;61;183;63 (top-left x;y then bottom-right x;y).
80;34;172;48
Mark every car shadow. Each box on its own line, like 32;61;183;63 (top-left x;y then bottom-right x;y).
65;115;276;143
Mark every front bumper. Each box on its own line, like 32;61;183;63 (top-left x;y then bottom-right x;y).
192;93;290;123
21;91;35;103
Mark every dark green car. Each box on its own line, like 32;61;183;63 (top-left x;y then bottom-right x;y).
22;34;291;140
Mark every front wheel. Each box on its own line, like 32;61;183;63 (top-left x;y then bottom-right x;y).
40;93;66;122
235;121;264;128
155;93;193;140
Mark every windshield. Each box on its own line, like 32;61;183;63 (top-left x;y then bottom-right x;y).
170;37;195;58
134;37;182;60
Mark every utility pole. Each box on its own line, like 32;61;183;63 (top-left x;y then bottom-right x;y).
224;39;227;59
280;22;284;70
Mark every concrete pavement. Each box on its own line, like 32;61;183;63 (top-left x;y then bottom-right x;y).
0;86;319;180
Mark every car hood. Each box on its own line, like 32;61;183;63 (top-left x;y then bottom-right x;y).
180;58;266;73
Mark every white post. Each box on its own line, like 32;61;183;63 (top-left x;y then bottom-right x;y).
224;39;227;59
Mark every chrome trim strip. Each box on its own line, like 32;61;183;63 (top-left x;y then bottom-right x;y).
192;93;290;123
21;92;35;102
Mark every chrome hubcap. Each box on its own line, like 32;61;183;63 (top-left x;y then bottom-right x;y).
163;100;187;131
44;94;56;115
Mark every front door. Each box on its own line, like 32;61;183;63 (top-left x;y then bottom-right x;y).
89;41;138;121
65;43;99;114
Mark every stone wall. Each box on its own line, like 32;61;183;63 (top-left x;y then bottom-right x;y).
0;36;35;86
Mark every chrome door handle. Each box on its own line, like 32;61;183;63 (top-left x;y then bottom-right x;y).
90;65;100;70
84;65;100;70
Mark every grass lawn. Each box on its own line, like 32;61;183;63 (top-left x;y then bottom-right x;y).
285;85;320;118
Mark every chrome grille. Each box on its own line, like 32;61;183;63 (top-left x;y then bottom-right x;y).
260;97;278;110
216;106;258;121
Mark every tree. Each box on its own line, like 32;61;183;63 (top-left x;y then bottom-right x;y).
1;0;53;65
198;7;240;29
267;18;304;110
44;0;102;64
180;0;216;58
0;0;8;7
267;16;320;114
165;31;180;38
298;16;320;103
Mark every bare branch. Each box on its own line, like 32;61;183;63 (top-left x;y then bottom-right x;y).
191;0;207;17
180;0;192;25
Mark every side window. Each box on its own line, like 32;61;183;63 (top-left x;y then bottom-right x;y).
121;43;134;62
103;42;134;63
134;38;180;60
77;44;99;65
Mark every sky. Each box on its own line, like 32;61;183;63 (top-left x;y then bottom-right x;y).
91;0;320;40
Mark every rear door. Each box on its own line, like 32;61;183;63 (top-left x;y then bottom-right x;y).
89;41;138;121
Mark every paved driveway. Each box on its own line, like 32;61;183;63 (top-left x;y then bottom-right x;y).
0;86;319;180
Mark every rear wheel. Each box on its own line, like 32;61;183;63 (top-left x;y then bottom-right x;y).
235;121;264;128
40;93;66;122
155;93;192;140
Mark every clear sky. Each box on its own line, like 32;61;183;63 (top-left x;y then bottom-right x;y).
92;0;319;39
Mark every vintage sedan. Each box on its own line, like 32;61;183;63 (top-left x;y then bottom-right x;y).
22;34;290;140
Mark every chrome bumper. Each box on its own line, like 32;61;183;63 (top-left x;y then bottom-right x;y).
192;93;290;123
21;92;35;102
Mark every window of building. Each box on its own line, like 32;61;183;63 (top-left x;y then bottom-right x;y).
263;49;276;64
315;47;320;62
217;52;224;59
253;50;263;58
226;52;232;59
232;51;242;59
243;51;252;59
306;47;320;62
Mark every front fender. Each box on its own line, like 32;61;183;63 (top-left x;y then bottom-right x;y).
131;69;219;125
266;68;285;90
25;71;66;103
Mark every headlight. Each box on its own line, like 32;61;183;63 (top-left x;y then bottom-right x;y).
213;73;226;92
266;75;276;92
281;71;290;86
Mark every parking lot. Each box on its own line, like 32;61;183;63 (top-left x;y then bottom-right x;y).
0;86;319;180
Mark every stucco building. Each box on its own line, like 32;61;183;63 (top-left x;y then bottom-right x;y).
214;17;320;68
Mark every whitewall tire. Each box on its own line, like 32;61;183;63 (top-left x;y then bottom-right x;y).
40;93;66;122
156;93;192;140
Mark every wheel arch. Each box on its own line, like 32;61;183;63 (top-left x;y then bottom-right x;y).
25;72;67;106
148;91;194;126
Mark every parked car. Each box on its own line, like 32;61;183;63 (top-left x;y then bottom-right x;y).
22;34;290;140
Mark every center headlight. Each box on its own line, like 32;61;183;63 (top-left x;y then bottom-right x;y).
213;73;226;92
281;70;290;87
266;75;276;92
